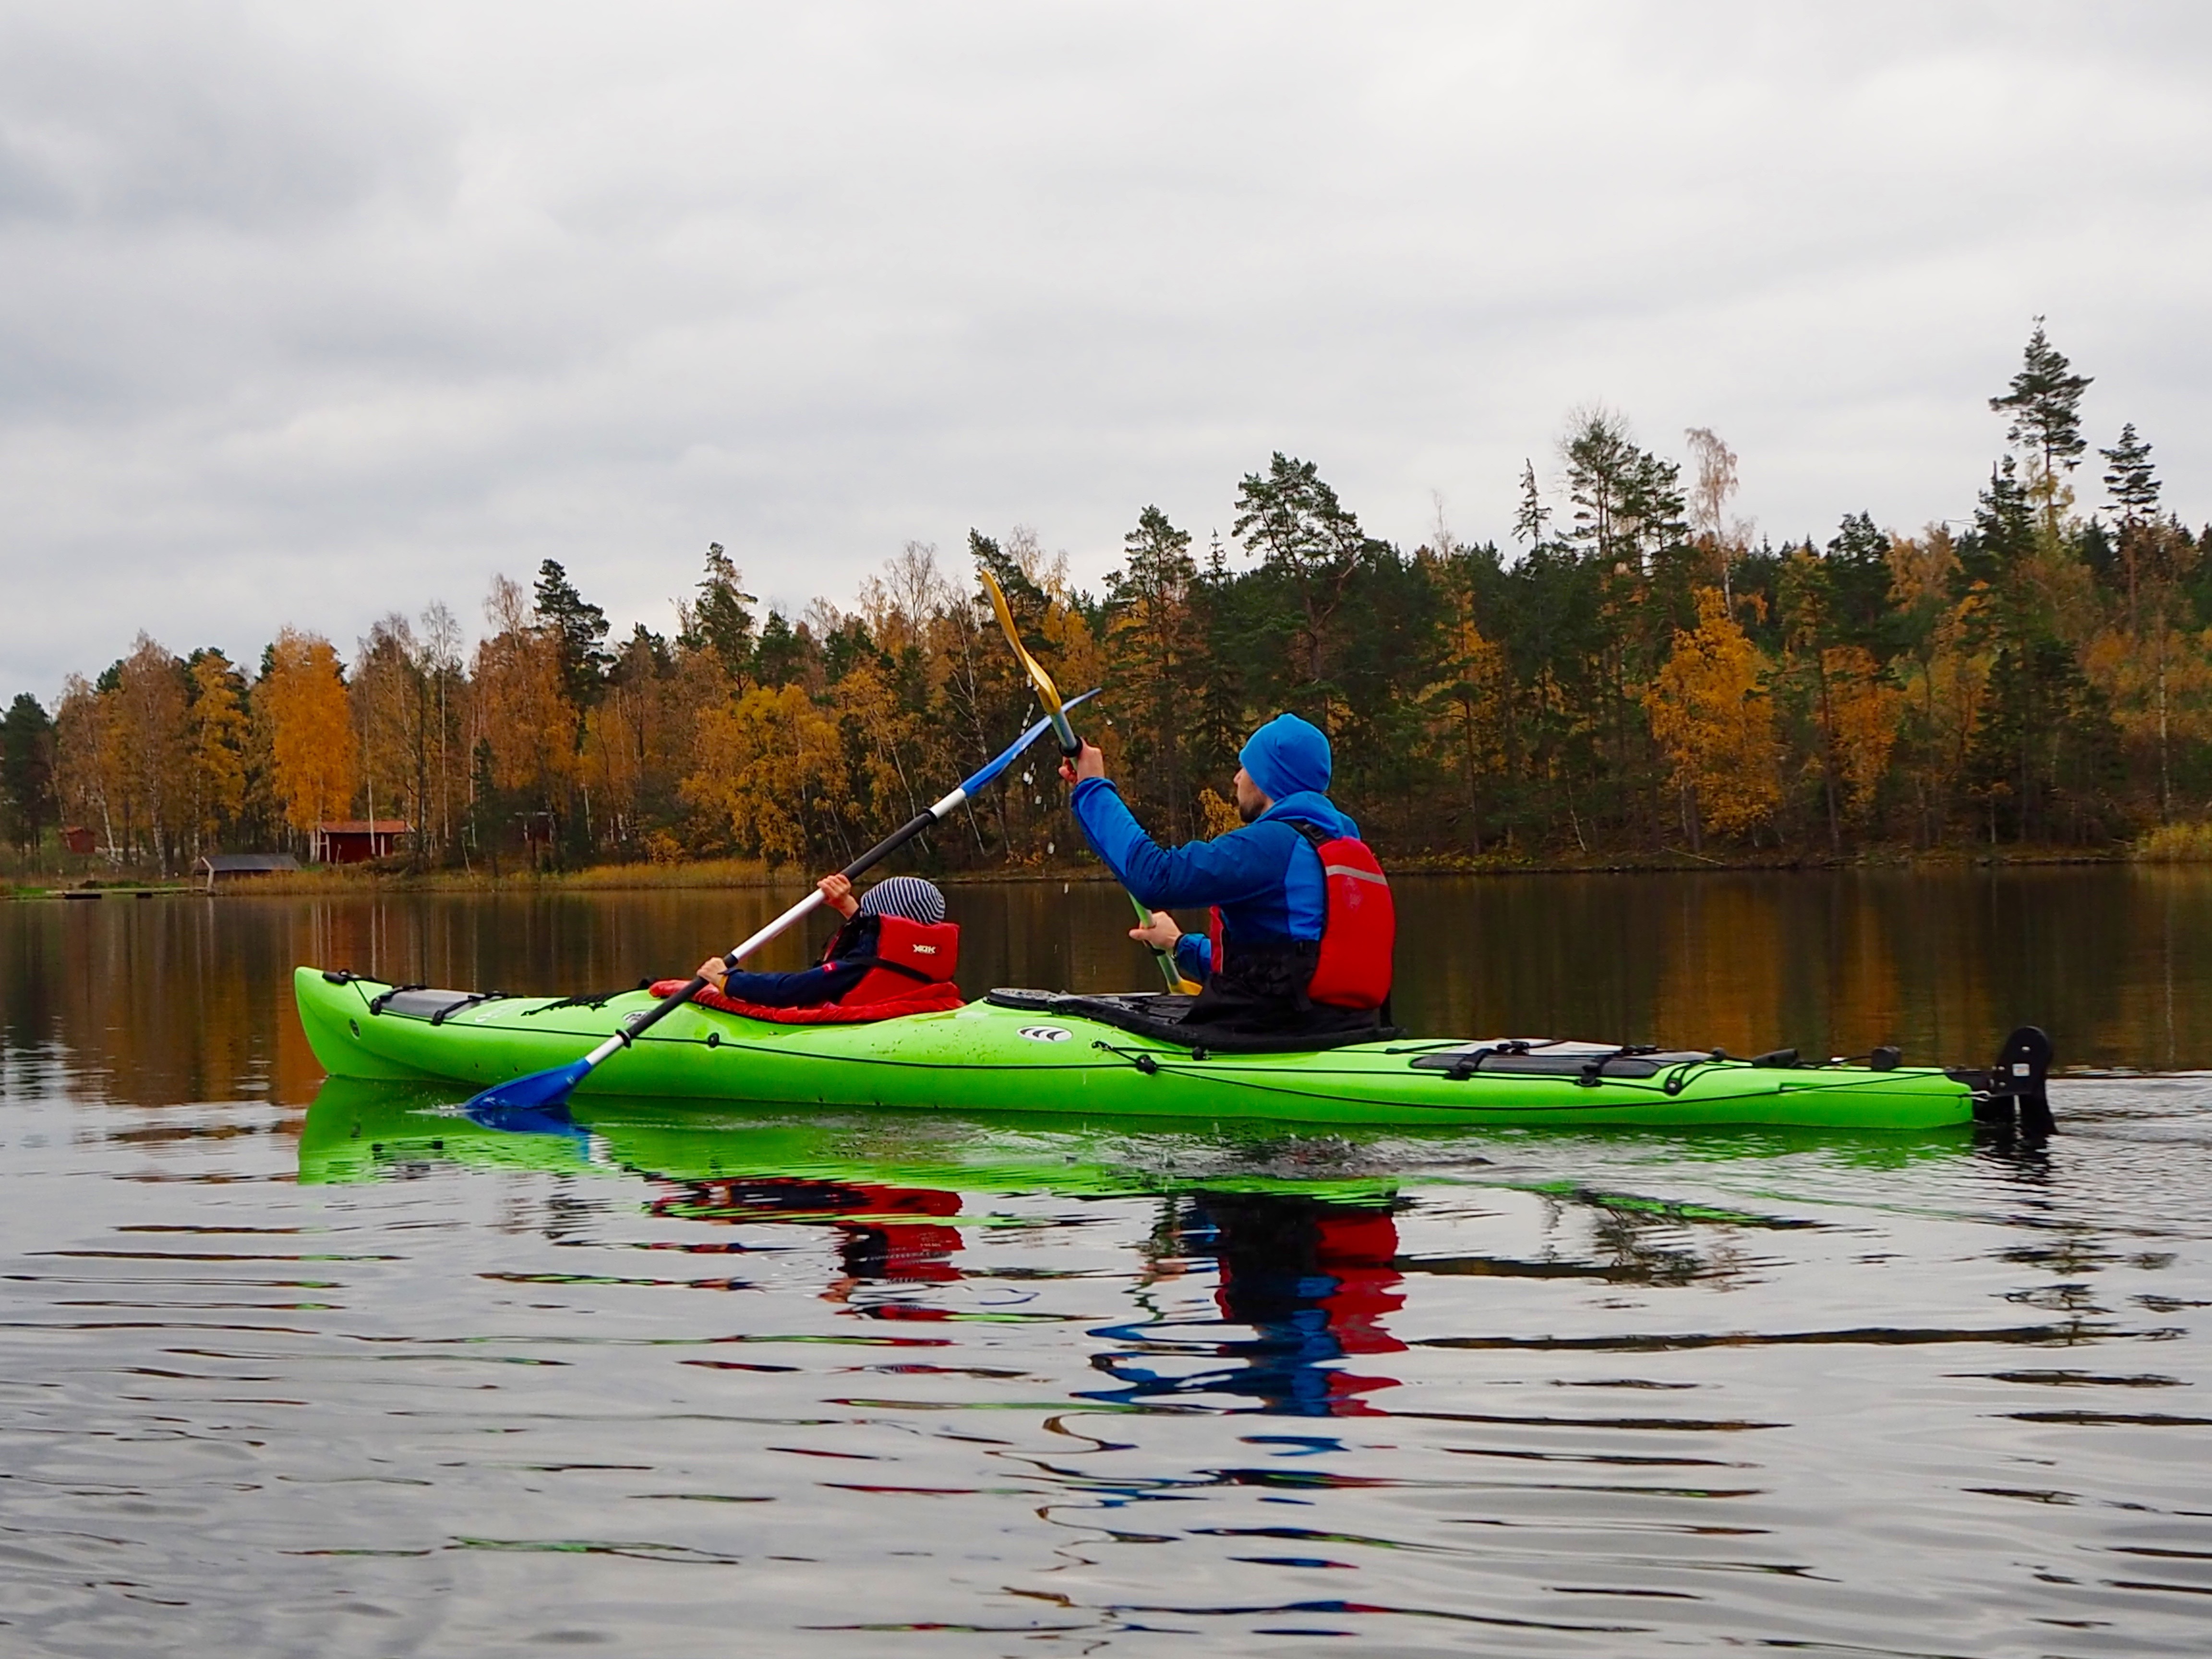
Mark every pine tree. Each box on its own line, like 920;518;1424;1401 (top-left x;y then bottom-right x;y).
1231;453;1376;719
1990;317;2093;533
681;543;757;682
534;560;611;711
1562;409;1638;571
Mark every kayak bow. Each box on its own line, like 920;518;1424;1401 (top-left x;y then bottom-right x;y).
459;689;1096;1116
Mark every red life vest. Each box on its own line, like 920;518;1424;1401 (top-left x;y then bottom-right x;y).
650;914;965;1024
1205;821;1395;1010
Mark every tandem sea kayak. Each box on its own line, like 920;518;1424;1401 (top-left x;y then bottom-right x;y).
294;968;2052;1132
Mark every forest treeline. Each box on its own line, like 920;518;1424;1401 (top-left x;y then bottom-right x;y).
5;320;2208;877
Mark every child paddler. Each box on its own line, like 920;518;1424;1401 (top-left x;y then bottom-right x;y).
1061;712;1395;1038
670;873;964;1023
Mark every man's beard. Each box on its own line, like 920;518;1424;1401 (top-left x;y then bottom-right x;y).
1238;795;1265;824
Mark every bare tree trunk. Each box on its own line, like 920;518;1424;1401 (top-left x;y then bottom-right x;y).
2158;646;2171;823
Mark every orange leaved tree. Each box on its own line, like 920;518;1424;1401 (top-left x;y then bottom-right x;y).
259;628;359;844
684;683;850;865
186;649;249;852
1642;588;1781;849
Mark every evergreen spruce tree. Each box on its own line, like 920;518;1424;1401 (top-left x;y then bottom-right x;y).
1511;459;1548;548
2101;422;2161;527
1956;459;2039;619
2099;422;2164;635
1823;511;1894;650
0;693;56;854
468;737;501;876
1186;532;1247;791
1103;505;1199;828
753;611;811;688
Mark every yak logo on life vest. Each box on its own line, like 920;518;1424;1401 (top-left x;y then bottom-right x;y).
910;943;937;954
1018;1025;1072;1043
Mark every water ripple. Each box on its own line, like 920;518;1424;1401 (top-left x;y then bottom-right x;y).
3;1068;2211;1652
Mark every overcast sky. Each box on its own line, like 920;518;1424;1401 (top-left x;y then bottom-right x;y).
4;1;2209;699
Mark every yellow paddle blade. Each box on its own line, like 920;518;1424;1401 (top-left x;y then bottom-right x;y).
978;567;1065;714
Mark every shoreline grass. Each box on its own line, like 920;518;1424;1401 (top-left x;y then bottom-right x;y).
2131;822;2212;863
7;842;2169;900
13;836;2194;902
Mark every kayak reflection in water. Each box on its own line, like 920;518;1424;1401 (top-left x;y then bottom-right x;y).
1088;1192;1406;1417
1060;713;1396;1039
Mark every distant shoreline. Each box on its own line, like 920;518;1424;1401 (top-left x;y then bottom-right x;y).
8;842;2180;900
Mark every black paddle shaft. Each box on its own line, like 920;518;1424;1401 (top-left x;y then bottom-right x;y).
614;806;943;1048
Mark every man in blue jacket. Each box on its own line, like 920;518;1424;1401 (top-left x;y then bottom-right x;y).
1061;712;1386;1036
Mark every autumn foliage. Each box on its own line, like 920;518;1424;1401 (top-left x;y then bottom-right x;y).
15;321;2212;875
1643;589;1780;844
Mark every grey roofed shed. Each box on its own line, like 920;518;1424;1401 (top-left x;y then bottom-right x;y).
192;853;301;891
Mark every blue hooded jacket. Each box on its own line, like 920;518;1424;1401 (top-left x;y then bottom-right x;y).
1070;713;1359;982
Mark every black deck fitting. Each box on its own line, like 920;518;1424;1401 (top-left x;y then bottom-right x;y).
1965;1025;2054;1134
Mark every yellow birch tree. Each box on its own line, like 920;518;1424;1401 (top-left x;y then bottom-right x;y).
259;628;359;840
683;683;849;864
1642;588;1781;841
471;576;575;806
186;650;249;850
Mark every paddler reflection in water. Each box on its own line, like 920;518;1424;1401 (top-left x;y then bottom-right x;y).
1061;712;1395;1037
1090;1194;1406;1417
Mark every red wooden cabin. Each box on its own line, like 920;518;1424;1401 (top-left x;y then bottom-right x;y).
312;820;412;864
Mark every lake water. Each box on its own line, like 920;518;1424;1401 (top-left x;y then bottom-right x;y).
3;869;2212;1655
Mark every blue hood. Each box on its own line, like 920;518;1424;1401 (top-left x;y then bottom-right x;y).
1258;790;1358;842
1240;713;1331;803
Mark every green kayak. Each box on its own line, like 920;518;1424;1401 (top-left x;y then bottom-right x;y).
295;967;2045;1131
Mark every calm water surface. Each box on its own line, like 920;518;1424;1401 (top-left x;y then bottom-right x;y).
3;870;2212;1655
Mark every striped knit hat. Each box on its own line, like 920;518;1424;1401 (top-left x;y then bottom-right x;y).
858;875;947;926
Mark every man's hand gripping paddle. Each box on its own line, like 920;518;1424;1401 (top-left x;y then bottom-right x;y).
461;690;1098;1116
978;569;1195;994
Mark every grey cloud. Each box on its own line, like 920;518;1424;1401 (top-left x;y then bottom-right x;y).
0;10;447;232
4;1;2212;696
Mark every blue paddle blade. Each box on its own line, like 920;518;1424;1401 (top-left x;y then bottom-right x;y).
960;687;1098;796
463;1094;582;1139
462;1058;593;1115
